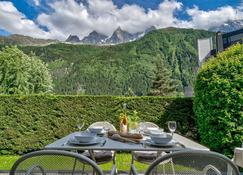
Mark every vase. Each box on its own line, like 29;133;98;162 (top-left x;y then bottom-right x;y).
120;123;128;133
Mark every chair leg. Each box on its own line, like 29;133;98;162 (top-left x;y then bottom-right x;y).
112;152;117;175
71;158;77;175
128;155;134;175
129;155;137;175
111;164;117;175
131;164;138;175
171;159;175;175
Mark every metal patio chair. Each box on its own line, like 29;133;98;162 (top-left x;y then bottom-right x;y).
83;122;117;174
130;122;169;174
145;150;240;175
132;122;160;163
10;150;104;175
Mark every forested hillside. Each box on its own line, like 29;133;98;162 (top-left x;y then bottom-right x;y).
0;34;57;46
1;28;214;95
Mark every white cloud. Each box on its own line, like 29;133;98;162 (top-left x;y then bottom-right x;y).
36;0;185;40
186;5;243;30
0;0;243;40
33;0;40;6
0;1;51;39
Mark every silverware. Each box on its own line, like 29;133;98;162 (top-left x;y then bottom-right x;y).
143;140;147;148
101;139;107;147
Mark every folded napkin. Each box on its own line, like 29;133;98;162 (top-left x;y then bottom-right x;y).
108;131;143;143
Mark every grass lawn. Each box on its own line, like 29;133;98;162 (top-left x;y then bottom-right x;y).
0;153;148;172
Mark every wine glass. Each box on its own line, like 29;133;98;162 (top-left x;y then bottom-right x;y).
77;121;85;132
168;121;177;137
104;127;110;136
139;122;146;135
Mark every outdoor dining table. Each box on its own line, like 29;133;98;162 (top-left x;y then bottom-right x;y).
45;131;209;174
45;132;209;152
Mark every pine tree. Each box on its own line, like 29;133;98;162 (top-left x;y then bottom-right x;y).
148;60;178;96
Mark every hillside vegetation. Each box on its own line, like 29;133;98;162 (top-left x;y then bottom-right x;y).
1;28;214;95
0;34;57;46
0;46;53;94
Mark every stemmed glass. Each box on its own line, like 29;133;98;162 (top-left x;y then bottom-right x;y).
168;121;177;137
77;120;85;132
139;122;146;135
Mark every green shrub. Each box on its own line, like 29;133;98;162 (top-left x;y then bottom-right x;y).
0;46;53;94
0;95;195;155
194;44;243;156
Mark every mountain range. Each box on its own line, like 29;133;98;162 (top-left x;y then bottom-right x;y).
210;20;243;33
1;19;242;46
66;26;156;44
65;20;243;44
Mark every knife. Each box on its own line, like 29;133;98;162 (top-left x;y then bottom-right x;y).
101;139;107;147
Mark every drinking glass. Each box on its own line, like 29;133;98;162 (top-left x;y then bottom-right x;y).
129;122;138;134
104;127;110;136
168;121;177;137
77;121;85;132
139;122;146;135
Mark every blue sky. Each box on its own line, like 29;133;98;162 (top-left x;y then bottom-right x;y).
0;0;242;40
6;0;242;20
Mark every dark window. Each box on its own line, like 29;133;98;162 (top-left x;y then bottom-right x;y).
223;38;228;45
228;37;231;44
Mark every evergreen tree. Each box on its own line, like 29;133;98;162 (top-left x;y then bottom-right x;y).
125;87;136;96
148;60;178;96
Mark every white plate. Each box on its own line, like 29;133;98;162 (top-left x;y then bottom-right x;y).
68;137;103;146
146;139;178;147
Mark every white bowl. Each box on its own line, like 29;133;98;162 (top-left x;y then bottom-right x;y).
150;130;165;136
89;126;104;134
146;127;159;133
150;133;172;144
74;133;96;143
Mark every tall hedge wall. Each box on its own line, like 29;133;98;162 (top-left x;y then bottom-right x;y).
194;44;243;156
0;95;195;155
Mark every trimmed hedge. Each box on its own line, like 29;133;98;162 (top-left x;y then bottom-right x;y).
194;44;243;156
0;95;195;155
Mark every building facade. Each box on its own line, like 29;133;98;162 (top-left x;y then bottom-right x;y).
216;28;243;52
198;28;243;64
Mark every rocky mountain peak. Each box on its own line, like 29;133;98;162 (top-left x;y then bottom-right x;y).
145;26;156;34
66;35;80;43
81;31;108;44
106;27;134;44
65;26;158;45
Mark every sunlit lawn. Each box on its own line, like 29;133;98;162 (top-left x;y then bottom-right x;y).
0;156;19;171
0;153;148;172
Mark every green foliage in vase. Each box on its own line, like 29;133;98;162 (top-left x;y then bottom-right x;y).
194;44;243;156
0;46;53;94
5;28;214;95
128;110;140;123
